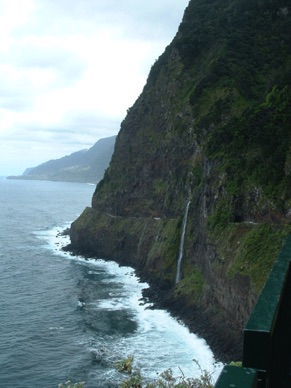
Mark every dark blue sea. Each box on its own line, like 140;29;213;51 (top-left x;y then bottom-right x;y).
0;178;222;387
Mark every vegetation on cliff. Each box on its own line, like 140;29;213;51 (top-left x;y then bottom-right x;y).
69;0;291;360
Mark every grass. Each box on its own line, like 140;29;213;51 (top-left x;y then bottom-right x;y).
226;224;291;291
174;265;204;304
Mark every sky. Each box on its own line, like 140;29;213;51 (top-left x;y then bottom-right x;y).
0;0;189;176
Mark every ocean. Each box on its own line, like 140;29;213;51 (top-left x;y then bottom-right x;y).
0;178;222;387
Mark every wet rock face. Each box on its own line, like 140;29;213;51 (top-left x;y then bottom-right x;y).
69;0;291;361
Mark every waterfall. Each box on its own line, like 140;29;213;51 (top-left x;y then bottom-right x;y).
175;201;191;284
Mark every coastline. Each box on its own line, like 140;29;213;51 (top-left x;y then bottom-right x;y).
63;239;242;364
141;283;242;364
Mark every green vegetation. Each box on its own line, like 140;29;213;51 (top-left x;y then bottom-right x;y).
116;357;214;388
228;361;242;367
116;355;135;375
147;219;180;282
174;265;204;304
59;357;214;387
153;179;167;195
205;85;291;203
226;224;291;291
70;0;291;359
210;222;291;292
173;0;291;231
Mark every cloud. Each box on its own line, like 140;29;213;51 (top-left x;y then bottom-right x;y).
23;0;187;41
0;0;189;175
8;42;87;85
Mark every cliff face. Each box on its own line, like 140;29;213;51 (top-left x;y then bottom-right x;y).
68;0;291;360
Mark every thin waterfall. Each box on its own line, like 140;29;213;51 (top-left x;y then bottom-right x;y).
175;200;191;284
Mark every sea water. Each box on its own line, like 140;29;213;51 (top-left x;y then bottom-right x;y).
0;178;222;387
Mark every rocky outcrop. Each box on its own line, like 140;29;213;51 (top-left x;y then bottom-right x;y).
67;0;291;361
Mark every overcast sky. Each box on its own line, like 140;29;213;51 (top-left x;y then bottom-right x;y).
0;0;189;176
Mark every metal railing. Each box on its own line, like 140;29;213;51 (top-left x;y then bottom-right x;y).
215;235;291;388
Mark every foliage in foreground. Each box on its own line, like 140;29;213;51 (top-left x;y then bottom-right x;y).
116;356;214;388
58;356;214;387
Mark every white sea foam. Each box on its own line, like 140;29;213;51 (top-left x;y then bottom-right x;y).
37;223;224;382
49;326;64;331
92;260;222;379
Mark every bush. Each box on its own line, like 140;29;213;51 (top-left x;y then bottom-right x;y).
117;357;214;388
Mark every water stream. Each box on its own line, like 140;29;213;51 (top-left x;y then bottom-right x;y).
175;200;191;284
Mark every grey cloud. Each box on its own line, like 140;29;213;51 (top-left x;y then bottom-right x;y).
0;96;32;111
6;126;92;150
19;113;119;142
0;0;189;175
15;0;189;42
0;75;34;112
6;44;86;86
62;112;120;132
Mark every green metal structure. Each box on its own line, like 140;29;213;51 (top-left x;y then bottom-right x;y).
215;365;258;387
215;235;291;388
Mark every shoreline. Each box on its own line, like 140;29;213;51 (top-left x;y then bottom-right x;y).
141;283;243;364
63;241;242;364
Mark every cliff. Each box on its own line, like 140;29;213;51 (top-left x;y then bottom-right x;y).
8;136;116;183
67;0;291;361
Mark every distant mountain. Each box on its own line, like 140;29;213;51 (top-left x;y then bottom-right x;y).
8;135;116;183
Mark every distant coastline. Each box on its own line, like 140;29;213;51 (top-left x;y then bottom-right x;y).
6;135;116;184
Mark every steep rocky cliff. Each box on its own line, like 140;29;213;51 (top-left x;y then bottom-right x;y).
67;0;291;361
